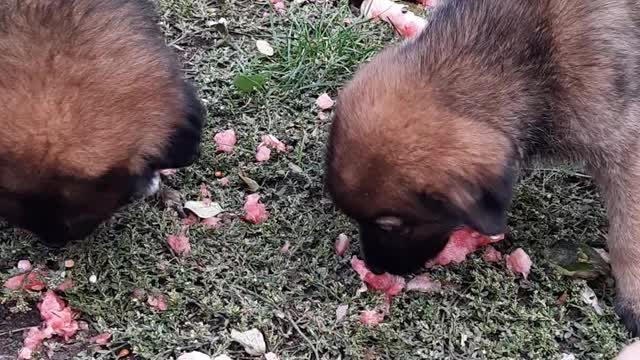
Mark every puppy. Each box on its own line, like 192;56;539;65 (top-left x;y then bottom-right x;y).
0;0;205;247
325;0;640;335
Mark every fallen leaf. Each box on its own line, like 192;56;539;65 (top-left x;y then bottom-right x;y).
218;177;231;187
287;162;304;175
177;351;212;360
580;285;603;315
90;332;112;345
560;354;576;360
147;294;168;311
315;93;334;110
505;248;533;279
234;73;269;93
64;260;75;269
239;173;260;192
167;234;191;257
256;40;274;56
482;246;502;263
243;194;269;224
427;228;503;267
335;233;350;257
548;242;610;280
214;129;237;153
256;144;271;162
336;304;349;322
184;201;223;219
360;310;385;327
17;260;32;271
230;328;266;356
350;256;405;297
265;353;280;360
406;274;441;293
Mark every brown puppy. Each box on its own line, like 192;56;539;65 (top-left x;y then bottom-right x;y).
0;0;205;247
325;0;640;335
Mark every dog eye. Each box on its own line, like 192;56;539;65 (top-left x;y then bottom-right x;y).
376;216;403;231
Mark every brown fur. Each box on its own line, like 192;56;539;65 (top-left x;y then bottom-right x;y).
0;0;205;246
326;0;640;335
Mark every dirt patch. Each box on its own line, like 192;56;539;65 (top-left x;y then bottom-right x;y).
0;302;39;359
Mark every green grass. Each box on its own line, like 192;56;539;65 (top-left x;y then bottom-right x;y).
0;0;634;359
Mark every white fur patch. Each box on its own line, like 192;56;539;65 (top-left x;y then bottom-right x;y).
143;172;161;197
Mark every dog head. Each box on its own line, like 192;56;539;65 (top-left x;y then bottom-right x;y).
0;0;206;247
325;42;518;275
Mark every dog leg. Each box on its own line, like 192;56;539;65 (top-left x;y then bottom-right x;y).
592;160;640;336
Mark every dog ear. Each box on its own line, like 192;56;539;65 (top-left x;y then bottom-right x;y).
154;82;206;169
459;166;516;236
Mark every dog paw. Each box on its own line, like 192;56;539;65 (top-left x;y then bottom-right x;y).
615;297;640;337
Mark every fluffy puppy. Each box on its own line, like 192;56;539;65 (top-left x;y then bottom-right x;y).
0;0;205;247
325;0;640;335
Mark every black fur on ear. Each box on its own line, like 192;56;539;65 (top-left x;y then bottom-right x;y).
459;163;516;236
154;81;206;170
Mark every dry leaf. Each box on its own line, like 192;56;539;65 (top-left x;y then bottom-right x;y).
184;201;223;219
256;40;274;56
230;328;266;356
580;285;603;315
239;173;260;192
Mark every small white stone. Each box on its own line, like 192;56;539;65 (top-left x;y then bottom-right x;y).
89;274;97;283
177;351;212;360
